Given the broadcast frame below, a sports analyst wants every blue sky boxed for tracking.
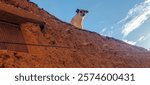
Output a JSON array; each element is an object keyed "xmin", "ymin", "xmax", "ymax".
[{"xmin": 31, "ymin": 0, "xmax": 150, "ymax": 50}]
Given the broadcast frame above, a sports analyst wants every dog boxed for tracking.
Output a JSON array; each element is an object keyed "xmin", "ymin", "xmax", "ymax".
[{"xmin": 70, "ymin": 9, "xmax": 88, "ymax": 29}]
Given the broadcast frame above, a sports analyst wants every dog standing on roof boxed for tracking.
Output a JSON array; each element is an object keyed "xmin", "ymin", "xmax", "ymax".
[{"xmin": 70, "ymin": 9, "xmax": 88, "ymax": 29}]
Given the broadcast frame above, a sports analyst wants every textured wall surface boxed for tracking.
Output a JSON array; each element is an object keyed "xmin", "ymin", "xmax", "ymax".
[
  {"xmin": 0, "ymin": 21, "xmax": 28, "ymax": 52},
  {"xmin": 0, "ymin": 0, "xmax": 150, "ymax": 68}
]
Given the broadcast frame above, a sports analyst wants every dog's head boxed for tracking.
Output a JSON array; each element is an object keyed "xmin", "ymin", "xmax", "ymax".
[{"xmin": 76, "ymin": 9, "xmax": 88, "ymax": 17}]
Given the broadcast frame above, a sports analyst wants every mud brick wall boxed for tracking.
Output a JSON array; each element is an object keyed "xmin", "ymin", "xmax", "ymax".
[
  {"xmin": 0, "ymin": 0, "xmax": 150, "ymax": 68},
  {"xmin": 0, "ymin": 21, "xmax": 28, "ymax": 52}
]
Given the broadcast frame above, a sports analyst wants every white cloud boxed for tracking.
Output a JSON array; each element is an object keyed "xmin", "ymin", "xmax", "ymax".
[
  {"xmin": 101, "ymin": 28, "xmax": 106, "ymax": 33},
  {"xmin": 123, "ymin": 39, "xmax": 137, "ymax": 45},
  {"xmin": 138, "ymin": 34, "xmax": 150, "ymax": 41},
  {"xmin": 138, "ymin": 36, "xmax": 145, "ymax": 41},
  {"xmin": 122, "ymin": 34, "xmax": 150, "ymax": 46},
  {"xmin": 121, "ymin": 0, "xmax": 150, "ymax": 37}
]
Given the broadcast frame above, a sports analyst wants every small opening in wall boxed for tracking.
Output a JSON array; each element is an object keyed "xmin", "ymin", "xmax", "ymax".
[{"xmin": 40, "ymin": 24, "xmax": 45, "ymax": 31}]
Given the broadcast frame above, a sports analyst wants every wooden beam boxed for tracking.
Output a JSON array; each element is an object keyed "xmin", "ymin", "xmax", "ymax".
[{"xmin": 0, "ymin": 2, "xmax": 45, "ymax": 27}]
